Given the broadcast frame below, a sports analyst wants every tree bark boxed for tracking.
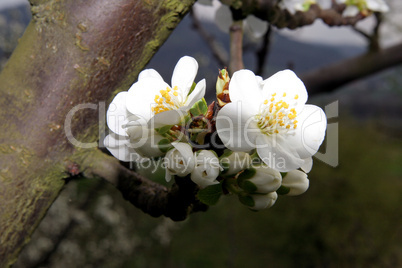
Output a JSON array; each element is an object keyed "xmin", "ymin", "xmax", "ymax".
[{"xmin": 0, "ymin": 0, "xmax": 195, "ymax": 266}]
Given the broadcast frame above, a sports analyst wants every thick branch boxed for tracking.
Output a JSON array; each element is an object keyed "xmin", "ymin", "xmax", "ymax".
[
  {"xmin": 301, "ymin": 43, "xmax": 402, "ymax": 94},
  {"xmin": 0, "ymin": 0, "xmax": 195, "ymax": 266},
  {"xmin": 81, "ymin": 149, "xmax": 208, "ymax": 221}
]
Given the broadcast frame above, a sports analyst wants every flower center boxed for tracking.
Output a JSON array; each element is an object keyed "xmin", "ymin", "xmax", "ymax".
[
  {"xmin": 256, "ymin": 92, "xmax": 299, "ymax": 135},
  {"xmin": 151, "ymin": 86, "xmax": 184, "ymax": 115}
]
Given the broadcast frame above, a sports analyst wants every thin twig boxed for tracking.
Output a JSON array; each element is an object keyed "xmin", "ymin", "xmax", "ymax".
[
  {"xmin": 352, "ymin": 12, "xmax": 382, "ymax": 52},
  {"xmin": 256, "ymin": 24, "xmax": 272, "ymax": 76},
  {"xmin": 229, "ymin": 20, "xmax": 244, "ymax": 74}
]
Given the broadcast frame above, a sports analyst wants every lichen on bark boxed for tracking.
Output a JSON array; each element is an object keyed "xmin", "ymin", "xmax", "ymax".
[{"xmin": 0, "ymin": 0, "xmax": 196, "ymax": 267}]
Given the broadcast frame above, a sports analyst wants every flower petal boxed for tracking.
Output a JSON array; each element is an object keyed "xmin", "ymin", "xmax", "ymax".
[
  {"xmin": 126, "ymin": 77, "xmax": 170, "ymax": 122},
  {"xmin": 301, "ymin": 157, "xmax": 313, "ymax": 173},
  {"xmin": 149, "ymin": 109, "xmax": 186, "ymax": 128},
  {"xmin": 256, "ymin": 134, "xmax": 304, "ymax": 172},
  {"xmin": 229, "ymin": 70, "xmax": 262, "ymax": 113},
  {"xmin": 103, "ymin": 134, "xmax": 141, "ymax": 162},
  {"xmin": 262, "ymin": 69, "xmax": 307, "ymax": 113},
  {"xmin": 286, "ymin": 104, "xmax": 327, "ymax": 159},
  {"xmin": 138, "ymin": 69, "xmax": 163, "ymax": 81},
  {"xmin": 171, "ymin": 56, "xmax": 199, "ymax": 97},
  {"xmin": 165, "ymin": 168, "xmax": 173, "ymax": 182},
  {"xmin": 106, "ymin": 92, "xmax": 137, "ymax": 136},
  {"xmin": 216, "ymin": 101, "xmax": 260, "ymax": 152},
  {"xmin": 185, "ymin": 79, "xmax": 206, "ymax": 108}
]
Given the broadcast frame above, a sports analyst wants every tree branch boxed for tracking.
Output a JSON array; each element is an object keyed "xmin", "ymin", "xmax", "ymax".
[
  {"xmin": 256, "ymin": 24, "xmax": 272, "ymax": 76},
  {"xmin": 225, "ymin": 0, "xmax": 365, "ymax": 29},
  {"xmin": 0, "ymin": 0, "xmax": 196, "ymax": 266},
  {"xmin": 80, "ymin": 149, "xmax": 208, "ymax": 221},
  {"xmin": 229, "ymin": 20, "xmax": 245, "ymax": 74},
  {"xmin": 301, "ymin": 43, "xmax": 402, "ymax": 95}
]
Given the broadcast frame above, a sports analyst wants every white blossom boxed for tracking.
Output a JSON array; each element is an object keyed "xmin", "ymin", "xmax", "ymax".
[
  {"xmin": 216, "ymin": 69, "xmax": 327, "ymax": 172},
  {"xmin": 336, "ymin": 0, "xmax": 389, "ymax": 17},
  {"xmin": 104, "ymin": 56, "xmax": 205, "ymax": 159}
]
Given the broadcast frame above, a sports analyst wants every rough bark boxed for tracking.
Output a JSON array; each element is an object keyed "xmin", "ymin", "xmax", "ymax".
[{"xmin": 0, "ymin": 0, "xmax": 195, "ymax": 266}]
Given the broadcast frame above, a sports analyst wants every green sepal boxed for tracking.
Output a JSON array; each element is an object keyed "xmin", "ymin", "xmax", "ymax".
[
  {"xmin": 219, "ymin": 149, "xmax": 233, "ymax": 160},
  {"xmin": 237, "ymin": 168, "xmax": 256, "ymax": 181},
  {"xmin": 276, "ymin": 185, "xmax": 290, "ymax": 195},
  {"xmin": 238, "ymin": 194, "xmax": 255, "ymax": 207},
  {"xmin": 188, "ymin": 82, "xmax": 197, "ymax": 96},
  {"xmin": 239, "ymin": 180, "xmax": 257, "ymax": 193},
  {"xmin": 155, "ymin": 125, "xmax": 173, "ymax": 136},
  {"xmin": 197, "ymin": 183, "xmax": 223, "ymax": 206},
  {"xmin": 157, "ymin": 139, "xmax": 173, "ymax": 153},
  {"xmin": 190, "ymin": 98, "xmax": 208, "ymax": 116},
  {"xmin": 220, "ymin": 162, "xmax": 230, "ymax": 173}
]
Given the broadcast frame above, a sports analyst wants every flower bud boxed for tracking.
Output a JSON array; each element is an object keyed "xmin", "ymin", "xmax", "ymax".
[
  {"xmin": 220, "ymin": 151, "xmax": 251, "ymax": 177},
  {"xmin": 216, "ymin": 69, "xmax": 231, "ymax": 107},
  {"xmin": 191, "ymin": 150, "xmax": 221, "ymax": 189},
  {"xmin": 238, "ymin": 165, "xmax": 282, "ymax": 194},
  {"xmin": 246, "ymin": 192, "xmax": 278, "ymax": 211},
  {"xmin": 281, "ymin": 170, "xmax": 309, "ymax": 196},
  {"xmin": 164, "ymin": 142, "xmax": 195, "ymax": 182}
]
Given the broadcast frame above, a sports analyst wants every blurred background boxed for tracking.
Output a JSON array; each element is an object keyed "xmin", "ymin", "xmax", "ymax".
[{"xmin": 1, "ymin": 0, "xmax": 401, "ymax": 267}]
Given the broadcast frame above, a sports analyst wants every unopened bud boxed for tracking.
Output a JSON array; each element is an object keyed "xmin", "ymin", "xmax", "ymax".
[
  {"xmin": 281, "ymin": 170, "xmax": 309, "ymax": 196},
  {"xmin": 191, "ymin": 150, "xmax": 221, "ymax": 189},
  {"xmin": 216, "ymin": 69, "xmax": 231, "ymax": 107},
  {"xmin": 220, "ymin": 151, "xmax": 251, "ymax": 177},
  {"xmin": 164, "ymin": 142, "xmax": 195, "ymax": 182},
  {"xmin": 238, "ymin": 165, "xmax": 282, "ymax": 194},
  {"xmin": 243, "ymin": 192, "xmax": 278, "ymax": 211}
]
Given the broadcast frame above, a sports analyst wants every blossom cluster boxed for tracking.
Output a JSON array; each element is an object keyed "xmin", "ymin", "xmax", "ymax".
[
  {"xmin": 104, "ymin": 56, "xmax": 327, "ymax": 210},
  {"xmin": 279, "ymin": 0, "xmax": 389, "ymax": 17}
]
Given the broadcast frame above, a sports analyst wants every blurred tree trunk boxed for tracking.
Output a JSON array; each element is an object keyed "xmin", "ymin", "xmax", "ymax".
[{"xmin": 0, "ymin": 0, "xmax": 195, "ymax": 266}]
